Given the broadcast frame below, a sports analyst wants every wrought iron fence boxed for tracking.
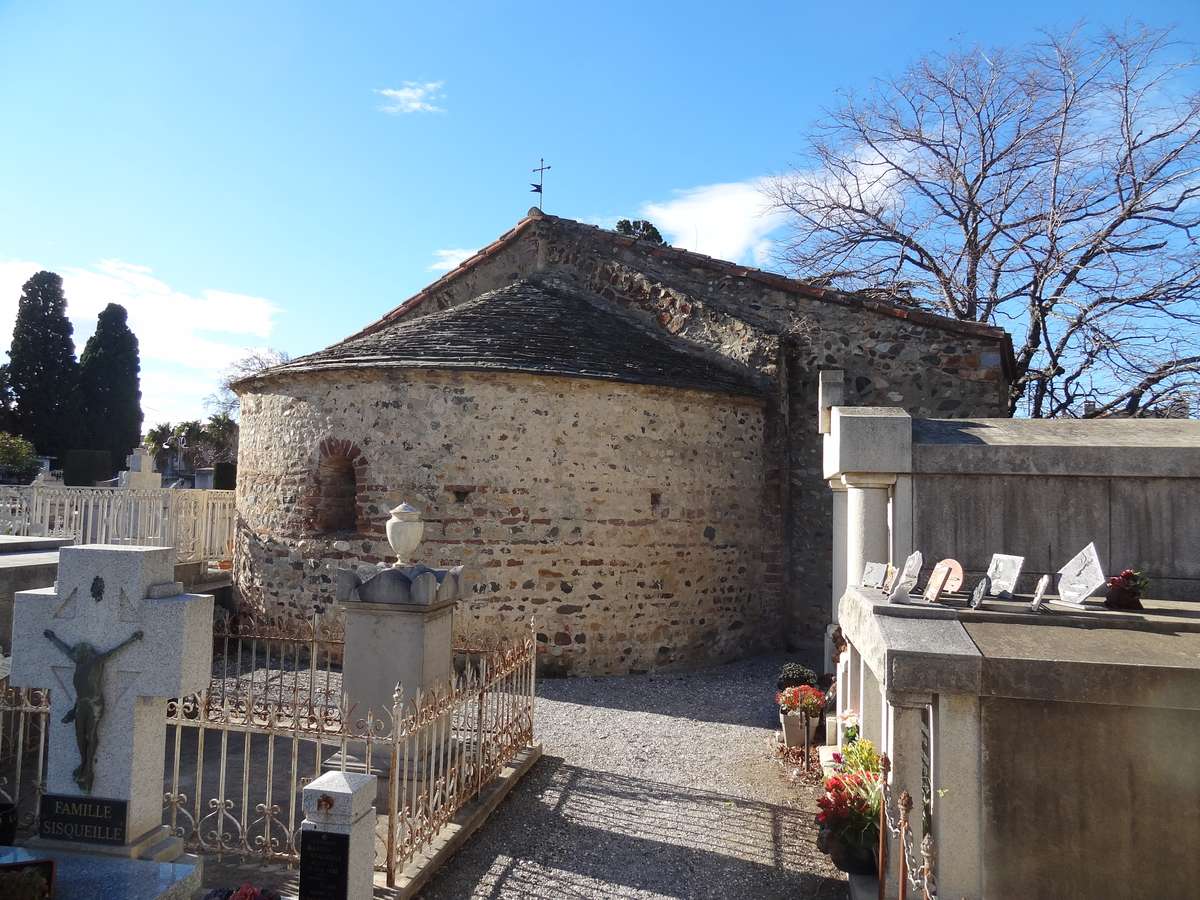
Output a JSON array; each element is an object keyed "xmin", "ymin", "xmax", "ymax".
[
  {"xmin": 0, "ymin": 609, "xmax": 537, "ymax": 885},
  {"xmin": 0, "ymin": 679, "xmax": 50, "ymax": 833},
  {"xmin": 161, "ymin": 609, "xmax": 536, "ymax": 885},
  {"xmin": 0, "ymin": 485, "xmax": 235, "ymax": 564}
]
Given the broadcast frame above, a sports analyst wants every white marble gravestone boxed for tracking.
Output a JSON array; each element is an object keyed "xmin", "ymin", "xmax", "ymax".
[
  {"xmin": 986, "ymin": 554, "xmax": 1025, "ymax": 597},
  {"xmin": 887, "ymin": 551, "xmax": 923, "ymax": 604},
  {"xmin": 1055, "ymin": 542, "xmax": 1106, "ymax": 607},
  {"xmin": 9, "ymin": 545, "xmax": 212, "ymax": 859}
]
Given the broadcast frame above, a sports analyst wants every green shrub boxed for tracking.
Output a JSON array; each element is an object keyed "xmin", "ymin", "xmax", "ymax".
[
  {"xmin": 63, "ymin": 449, "xmax": 113, "ymax": 486},
  {"xmin": 776, "ymin": 662, "xmax": 818, "ymax": 690},
  {"xmin": 0, "ymin": 432, "xmax": 40, "ymax": 480}
]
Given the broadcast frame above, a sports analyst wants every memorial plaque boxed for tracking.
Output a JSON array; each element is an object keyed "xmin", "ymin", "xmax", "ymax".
[
  {"xmin": 882, "ymin": 564, "xmax": 898, "ymax": 592},
  {"xmin": 922, "ymin": 561, "xmax": 952, "ymax": 603},
  {"xmin": 986, "ymin": 554, "xmax": 1025, "ymax": 597},
  {"xmin": 1029, "ymin": 573, "xmax": 1052, "ymax": 612},
  {"xmin": 861, "ymin": 562, "xmax": 888, "ymax": 589},
  {"xmin": 938, "ymin": 558, "xmax": 965, "ymax": 593},
  {"xmin": 969, "ymin": 576, "xmax": 990, "ymax": 610},
  {"xmin": 887, "ymin": 551, "xmax": 923, "ymax": 604},
  {"xmin": 1056, "ymin": 543, "xmax": 1105, "ymax": 606},
  {"xmin": 38, "ymin": 794, "xmax": 127, "ymax": 845},
  {"xmin": 300, "ymin": 828, "xmax": 350, "ymax": 900}
]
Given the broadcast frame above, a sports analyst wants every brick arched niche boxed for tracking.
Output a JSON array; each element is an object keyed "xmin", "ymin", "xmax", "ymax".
[{"xmin": 303, "ymin": 438, "xmax": 367, "ymax": 535}]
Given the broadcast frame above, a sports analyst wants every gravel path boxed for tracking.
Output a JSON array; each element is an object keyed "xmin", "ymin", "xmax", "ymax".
[{"xmin": 418, "ymin": 652, "xmax": 847, "ymax": 900}]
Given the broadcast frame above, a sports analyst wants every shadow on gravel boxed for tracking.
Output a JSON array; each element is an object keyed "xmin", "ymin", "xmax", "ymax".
[
  {"xmin": 536, "ymin": 650, "xmax": 826, "ymax": 729},
  {"xmin": 418, "ymin": 755, "xmax": 847, "ymax": 900}
]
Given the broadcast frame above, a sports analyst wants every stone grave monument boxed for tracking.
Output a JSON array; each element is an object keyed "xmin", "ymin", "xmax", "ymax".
[
  {"xmin": 336, "ymin": 503, "xmax": 463, "ymax": 720},
  {"xmin": 2, "ymin": 544, "xmax": 212, "ymax": 898}
]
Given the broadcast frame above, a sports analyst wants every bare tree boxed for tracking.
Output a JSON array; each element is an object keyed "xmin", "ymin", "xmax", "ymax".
[
  {"xmin": 769, "ymin": 25, "xmax": 1200, "ymax": 417},
  {"xmin": 204, "ymin": 348, "xmax": 290, "ymax": 418}
]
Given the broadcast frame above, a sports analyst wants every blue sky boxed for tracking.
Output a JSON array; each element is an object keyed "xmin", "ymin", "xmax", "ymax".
[{"xmin": 1, "ymin": 1, "xmax": 1197, "ymax": 424}]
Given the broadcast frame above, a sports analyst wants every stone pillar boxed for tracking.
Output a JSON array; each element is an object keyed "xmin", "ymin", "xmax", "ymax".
[
  {"xmin": 300, "ymin": 771, "xmax": 377, "ymax": 900},
  {"xmin": 885, "ymin": 697, "xmax": 930, "ymax": 899},
  {"xmin": 843, "ymin": 474, "xmax": 894, "ymax": 586},
  {"xmin": 931, "ymin": 693, "xmax": 982, "ymax": 899},
  {"xmin": 825, "ymin": 478, "xmax": 849, "ymax": 671},
  {"xmin": 858, "ymin": 658, "xmax": 883, "ymax": 746},
  {"xmin": 836, "ymin": 641, "xmax": 859, "ymax": 748},
  {"xmin": 343, "ymin": 596, "xmax": 455, "ymax": 718}
]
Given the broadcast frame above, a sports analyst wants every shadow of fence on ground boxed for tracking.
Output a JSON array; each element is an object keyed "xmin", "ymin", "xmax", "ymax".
[{"xmin": 417, "ymin": 754, "xmax": 846, "ymax": 900}]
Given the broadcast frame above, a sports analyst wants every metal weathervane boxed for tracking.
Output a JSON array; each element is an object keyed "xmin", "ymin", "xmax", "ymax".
[{"xmin": 530, "ymin": 158, "xmax": 551, "ymax": 210}]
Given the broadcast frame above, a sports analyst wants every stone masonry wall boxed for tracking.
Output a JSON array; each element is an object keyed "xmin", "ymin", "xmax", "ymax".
[
  {"xmin": 235, "ymin": 368, "xmax": 778, "ymax": 675},
  {"xmin": 367, "ymin": 218, "xmax": 1009, "ymax": 646}
]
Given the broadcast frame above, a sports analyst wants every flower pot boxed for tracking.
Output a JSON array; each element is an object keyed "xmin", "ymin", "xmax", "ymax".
[
  {"xmin": 780, "ymin": 712, "xmax": 806, "ymax": 748},
  {"xmin": 828, "ymin": 834, "xmax": 877, "ymax": 876},
  {"xmin": 0, "ymin": 801, "xmax": 18, "ymax": 844},
  {"xmin": 806, "ymin": 714, "xmax": 820, "ymax": 743},
  {"xmin": 1105, "ymin": 585, "xmax": 1144, "ymax": 611}
]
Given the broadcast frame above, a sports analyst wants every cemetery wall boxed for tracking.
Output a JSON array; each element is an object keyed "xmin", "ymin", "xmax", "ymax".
[
  {"xmin": 373, "ymin": 215, "xmax": 1010, "ymax": 647},
  {"xmin": 235, "ymin": 367, "xmax": 779, "ymax": 675},
  {"xmin": 911, "ymin": 453, "xmax": 1200, "ymax": 600}
]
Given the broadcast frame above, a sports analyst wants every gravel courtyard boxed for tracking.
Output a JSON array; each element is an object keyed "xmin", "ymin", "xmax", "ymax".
[{"xmin": 417, "ymin": 652, "xmax": 846, "ymax": 900}]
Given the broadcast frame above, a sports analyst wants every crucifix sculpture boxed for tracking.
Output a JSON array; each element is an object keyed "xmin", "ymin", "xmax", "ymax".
[
  {"xmin": 9, "ymin": 545, "xmax": 212, "ymax": 855},
  {"xmin": 43, "ymin": 627, "xmax": 144, "ymax": 793}
]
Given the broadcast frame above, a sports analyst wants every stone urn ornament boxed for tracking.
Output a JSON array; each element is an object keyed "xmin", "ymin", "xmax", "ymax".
[
  {"xmin": 386, "ymin": 502, "xmax": 424, "ymax": 566},
  {"xmin": 336, "ymin": 503, "xmax": 464, "ymax": 606}
]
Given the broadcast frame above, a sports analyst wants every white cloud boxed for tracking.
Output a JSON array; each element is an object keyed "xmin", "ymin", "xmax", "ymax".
[
  {"xmin": 0, "ymin": 259, "xmax": 281, "ymax": 425},
  {"xmin": 641, "ymin": 178, "xmax": 787, "ymax": 266},
  {"xmin": 428, "ymin": 248, "xmax": 477, "ymax": 272},
  {"xmin": 376, "ymin": 82, "xmax": 446, "ymax": 114}
]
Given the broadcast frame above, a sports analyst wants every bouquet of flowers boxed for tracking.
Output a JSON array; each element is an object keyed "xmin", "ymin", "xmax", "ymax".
[
  {"xmin": 777, "ymin": 684, "xmax": 825, "ymax": 718},
  {"xmin": 1107, "ymin": 568, "xmax": 1149, "ymax": 594},
  {"xmin": 816, "ymin": 770, "xmax": 882, "ymax": 851},
  {"xmin": 1106, "ymin": 568, "xmax": 1150, "ymax": 610}
]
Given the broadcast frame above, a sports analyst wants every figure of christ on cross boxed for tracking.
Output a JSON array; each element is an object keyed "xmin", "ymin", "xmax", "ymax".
[{"xmin": 43, "ymin": 628, "xmax": 144, "ymax": 793}]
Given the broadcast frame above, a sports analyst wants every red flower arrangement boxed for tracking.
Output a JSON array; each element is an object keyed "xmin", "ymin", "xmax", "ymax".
[
  {"xmin": 777, "ymin": 684, "xmax": 825, "ymax": 718},
  {"xmin": 1106, "ymin": 568, "xmax": 1150, "ymax": 610},
  {"xmin": 1107, "ymin": 568, "xmax": 1149, "ymax": 593},
  {"xmin": 816, "ymin": 771, "xmax": 881, "ymax": 850}
]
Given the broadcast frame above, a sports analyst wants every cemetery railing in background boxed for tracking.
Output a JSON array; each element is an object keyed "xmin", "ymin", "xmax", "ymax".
[{"xmin": 0, "ymin": 485, "xmax": 235, "ymax": 565}]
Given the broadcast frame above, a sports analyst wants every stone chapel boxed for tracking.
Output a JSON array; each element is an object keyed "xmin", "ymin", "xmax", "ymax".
[{"xmin": 232, "ymin": 208, "xmax": 1011, "ymax": 674}]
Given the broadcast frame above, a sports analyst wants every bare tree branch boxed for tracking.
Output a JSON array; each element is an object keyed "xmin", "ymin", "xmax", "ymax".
[{"xmin": 768, "ymin": 24, "xmax": 1200, "ymax": 416}]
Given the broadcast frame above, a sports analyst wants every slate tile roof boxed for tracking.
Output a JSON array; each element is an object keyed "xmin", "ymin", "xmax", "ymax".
[
  {"xmin": 249, "ymin": 275, "xmax": 764, "ymax": 397},
  {"xmin": 344, "ymin": 209, "xmax": 1013, "ymax": 354}
]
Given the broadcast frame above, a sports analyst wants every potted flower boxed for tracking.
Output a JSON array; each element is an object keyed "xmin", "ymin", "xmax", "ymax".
[
  {"xmin": 777, "ymin": 684, "xmax": 825, "ymax": 747},
  {"xmin": 776, "ymin": 662, "xmax": 818, "ymax": 691},
  {"xmin": 1105, "ymin": 568, "xmax": 1150, "ymax": 611},
  {"xmin": 815, "ymin": 738, "xmax": 882, "ymax": 875},
  {"xmin": 816, "ymin": 770, "xmax": 881, "ymax": 874}
]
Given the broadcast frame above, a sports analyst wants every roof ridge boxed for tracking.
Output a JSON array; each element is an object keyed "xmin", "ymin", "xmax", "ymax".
[{"xmin": 329, "ymin": 208, "xmax": 1014, "ymax": 379}]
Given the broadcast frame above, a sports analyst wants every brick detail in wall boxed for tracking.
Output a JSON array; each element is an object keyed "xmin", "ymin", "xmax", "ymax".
[{"xmin": 302, "ymin": 438, "xmax": 369, "ymax": 535}]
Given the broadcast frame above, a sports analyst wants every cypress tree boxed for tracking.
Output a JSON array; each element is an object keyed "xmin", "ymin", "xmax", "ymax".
[
  {"xmin": 7, "ymin": 271, "xmax": 81, "ymax": 458},
  {"xmin": 79, "ymin": 303, "xmax": 143, "ymax": 476}
]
